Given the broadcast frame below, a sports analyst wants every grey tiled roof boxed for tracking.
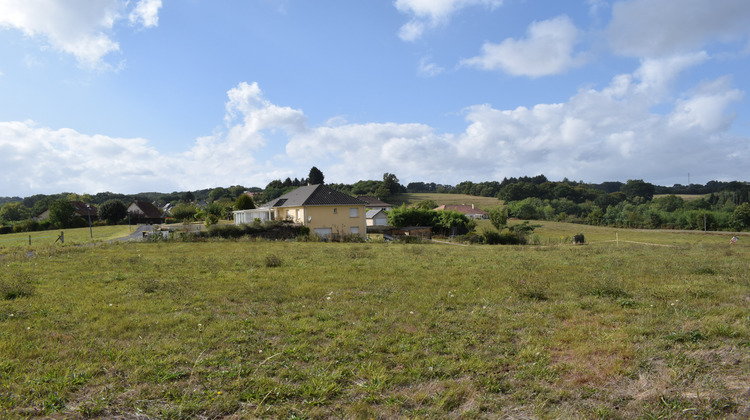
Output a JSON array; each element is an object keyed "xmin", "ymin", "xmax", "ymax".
[
  {"xmin": 366, "ymin": 209, "xmax": 387, "ymax": 218},
  {"xmin": 268, "ymin": 184, "xmax": 366, "ymax": 208}
]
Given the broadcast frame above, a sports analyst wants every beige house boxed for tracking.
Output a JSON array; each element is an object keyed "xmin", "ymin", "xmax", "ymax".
[{"xmin": 262, "ymin": 184, "xmax": 367, "ymax": 239}]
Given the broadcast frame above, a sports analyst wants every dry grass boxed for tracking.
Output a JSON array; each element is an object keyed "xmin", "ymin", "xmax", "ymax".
[{"xmin": 1, "ymin": 230, "xmax": 749, "ymax": 418}]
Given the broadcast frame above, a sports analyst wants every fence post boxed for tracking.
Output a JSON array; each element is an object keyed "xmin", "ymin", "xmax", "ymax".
[
  {"xmin": 29, "ymin": 235, "xmax": 31, "ymax": 246},
  {"xmin": 616, "ymin": 232, "xmax": 619, "ymax": 247}
]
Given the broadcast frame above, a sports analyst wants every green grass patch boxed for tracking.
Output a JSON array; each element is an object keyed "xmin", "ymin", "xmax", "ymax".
[
  {"xmin": 1, "ymin": 233, "xmax": 749, "ymax": 418},
  {"xmin": 0, "ymin": 225, "xmax": 132, "ymax": 249}
]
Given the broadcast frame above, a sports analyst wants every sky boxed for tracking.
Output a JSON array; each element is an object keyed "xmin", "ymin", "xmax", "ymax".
[{"xmin": 1, "ymin": 0, "xmax": 749, "ymax": 197}]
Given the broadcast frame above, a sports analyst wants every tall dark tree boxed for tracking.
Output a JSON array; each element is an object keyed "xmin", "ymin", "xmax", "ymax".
[
  {"xmin": 621, "ymin": 179, "xmax": 655, "ymax": 202},
  {"xmin": 235, "ymin": 194, "xmax": 256, "ymax": 210},
  {"xmin": 48, "ymin": 199, "xmax": 76, "ymax": 228},
  {"xmin": 98, "ymin": 199, "xmax": 128, "ymax": 225},
  {"xmin": 382, "ymin": 173, "xmax": 402, "ymax": 194},
  {"xmin": 308, "ymin": 166, "xmax": 325, "ymax": 185}
]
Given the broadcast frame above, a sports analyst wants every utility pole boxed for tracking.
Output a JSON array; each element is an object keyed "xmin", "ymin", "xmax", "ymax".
[{"xmin": 86, "ymin": 205, "xmax": 93, "ymax": 239}]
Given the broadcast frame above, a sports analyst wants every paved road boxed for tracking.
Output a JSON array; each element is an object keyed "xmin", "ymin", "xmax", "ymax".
[{"xmin": 112, "ymin": 225, "xmax": 154, "ymax": 242}]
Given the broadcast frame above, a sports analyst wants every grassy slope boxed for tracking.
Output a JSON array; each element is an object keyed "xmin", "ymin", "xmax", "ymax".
[
  {"xmin": 2, "ymin": 233, "xmax": 749, "ymax": 418},
  {"xmin": 389, "ymin": 193, "xmax": 503, "ymax": 209}
]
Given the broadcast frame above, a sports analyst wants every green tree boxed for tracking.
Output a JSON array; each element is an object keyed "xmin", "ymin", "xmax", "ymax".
[
  {"xmin": 414, "ymin": 199, "xmax": 438, "ymax": 210},
  {"xmin": 98, "ymin": 199, "xmax": 128, "ymax": 225},
  {"xmin": 0, "ymin": 202, "xmax": 30, "ymax": 222},
  {"xmin": 374, "ymin": 185, "xmax": 391, "ymax": 201},
  {"xmin": 235, "ymin": 194, "xmax": 256, "ymax": 210},
  {"xmin": 308, "ymin": 166, "xmax": 325, "ymax": 185},
  {"xmin": 170, "ymin": 203, "xmax": 198, "ymax": 221},
  {"xmin": 621, "ymin": 179, "xmax": 655, "ymax": 202},
  {"xmin": 652, "ymin": 194, "xmax": 684, "ymax": 212},
  {"xmin": 489, "ymin": 206, "xmax": 508, "ymax": 230},
  {"xmin": 387, "ymin": 205, "xmax": 436, "ymax": 227},
  {"xmin": 730, "ymin": 202, "xmax": 750, "ymax": 231},
  {"xmin": 383, "ymin": 173, "xmax": 403, "ymax": 194},
  {"xmin": 48, "ymin": 199, "xmax": 77, "ymax": 228},
  {"xmin": 209, "ymin": 187, "xmax": 228, "ymax": 202}
]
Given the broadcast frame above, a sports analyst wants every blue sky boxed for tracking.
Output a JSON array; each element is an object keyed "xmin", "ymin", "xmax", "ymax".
[{"xmin": 1, "ymin": 0, "xmax": 749, "ymax": 197}]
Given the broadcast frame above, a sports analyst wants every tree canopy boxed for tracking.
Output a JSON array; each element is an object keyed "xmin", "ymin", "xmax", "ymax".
[
  {"xmin": 98, "ymin": 199, "xmax": 128, "ymax": 225},
  {"xmin": 308, "ymin": 166, "xmax": 325, "ymax": 185}
]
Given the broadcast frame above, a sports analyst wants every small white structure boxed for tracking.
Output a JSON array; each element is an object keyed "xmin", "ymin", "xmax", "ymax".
[
  {"xmin": 233, "ymin": 208, "xmax": 273, "ymax": 225},
  {"xmin": 366, "ymin": 209, "xmax": 389, "ymax": 226}
]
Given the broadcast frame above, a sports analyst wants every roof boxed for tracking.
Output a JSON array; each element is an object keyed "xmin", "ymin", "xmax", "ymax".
[
  {"xmin": 70, "ymin": 201, "xmax": 97, "ymax": 217},
  {"xmin": 129, "ymin": 201, "xmax": 163, "ymax": 218},
  {"xmin": 433, "ymin": 204, "xmax": 488, "ymax": 216},
  {"xmin": 366, "ymin": 209, "xmax": 388, "ymax": 218},
  {"xmin": 267, "ymin": 184, "xmax": 366, "ymax": 207},
  {"xmin": 357, "ymin": 196, "xmax": 393, "ymax": 207}
]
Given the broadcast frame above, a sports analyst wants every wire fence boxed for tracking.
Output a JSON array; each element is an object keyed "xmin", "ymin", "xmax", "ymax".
[{"xmin": 0, "ymin": 234, "xmax": 59, "ymax": 245}]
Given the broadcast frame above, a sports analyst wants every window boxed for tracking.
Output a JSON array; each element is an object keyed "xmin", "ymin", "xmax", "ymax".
[
  {"xmin": 350, "ymin": 226, "xmax": 359, "ymax": 234},
  {"xmin": 349, "ymin": 207, "xmax": 358, "ymax": 217},
  {"xmin": 333, "ymin": 208, "xmax": 337, "ymax": 214}
]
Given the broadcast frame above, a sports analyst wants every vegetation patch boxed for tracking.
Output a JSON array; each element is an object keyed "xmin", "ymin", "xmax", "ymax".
[{"xmin": 1, "ymin": 233, "xmax": 749, "ymax": 418}]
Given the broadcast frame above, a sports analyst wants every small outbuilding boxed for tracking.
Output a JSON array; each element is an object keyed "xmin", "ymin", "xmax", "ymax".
[
  {"xmin": 233, "ymin": 208, "xmax": 274, "ymax": 225},
  {"xmin": 366, "ymin": 208, "xmax": 389, "ymax": 226}
]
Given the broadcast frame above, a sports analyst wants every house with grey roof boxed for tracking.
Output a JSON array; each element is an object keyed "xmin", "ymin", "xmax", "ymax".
[{"xmin": 236, "ymin": 184, "xmax": 367, "ymax": 239}]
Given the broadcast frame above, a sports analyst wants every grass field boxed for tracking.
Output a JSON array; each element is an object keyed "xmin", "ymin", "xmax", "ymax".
[
  {"xmin": 1, "ymin": 225, "xmax": 749, "ymax": 418},
  {"xmin": 0, "ymin": 226, "xmax": 133, "ymax": 250},
  {"xmin": 389, "ymin": 193, "xmax": 503, "ymax": 209}
]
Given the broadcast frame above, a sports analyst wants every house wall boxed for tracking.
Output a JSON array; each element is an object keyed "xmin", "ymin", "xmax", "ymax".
[
  {"xmin": 366, "ymin": 213, "xmax": 389, "ymax": 226},
  {"xmin": 276, "ymin": 205, "xmax": 366, "ymax": 238}
]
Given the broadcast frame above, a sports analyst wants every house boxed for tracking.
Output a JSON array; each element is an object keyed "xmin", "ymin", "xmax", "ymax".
[
  {"xmin": 263, "ymin": 184, "xmax": 367, "ymax": 239},
  {"xmin": 35, "ymin": 201, "xmax": 98, "ymax": 222},
  {"xmin": 356, "ymin": 196, "xmax": 393, "ymax": 212},
  {"xmin": 366, "ymin": 208, "xmax": 389, "ymax": 226},
  {"xmin": 433, "ymin": 204, "xmax": 489, "ymax": 220},
  {"xmin": 128, "ymin": 201, "xmax": 164, "ymax": 224},
  {"xmin": 233, "ymin": 208, "xmax": 274, "ymax": 225}
]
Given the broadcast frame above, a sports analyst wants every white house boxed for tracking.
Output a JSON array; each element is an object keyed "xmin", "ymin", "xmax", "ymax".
[{"xmin": 366, "ymin": 208, "xmax": 389, "ymax": 226}]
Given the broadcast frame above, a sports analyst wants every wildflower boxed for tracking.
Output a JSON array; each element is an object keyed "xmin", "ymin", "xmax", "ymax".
[
  {"xmin": 259, "ymin": 349, "xmax": 263, "ymax": 353},
  {"xmin": 326, "ymin": 296, "xmax": 331, "ymax": 300},
  {"xmin": 217, "ymin": 391, "xmax": 222, "ymax": 395}
]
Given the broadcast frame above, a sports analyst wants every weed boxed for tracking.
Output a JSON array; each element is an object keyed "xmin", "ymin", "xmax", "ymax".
[
  {"xmin": 0, "ymin": 273, "xmax": 34, "ymax": 300},
  {"xmin": 264, "ymin": 254, "xmax": 283, "ymax": 268}
]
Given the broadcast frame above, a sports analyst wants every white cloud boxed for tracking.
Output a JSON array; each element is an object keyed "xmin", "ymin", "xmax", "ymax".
[
  {"xmin": 461, "ymin": 15, "xmax": 583, "ymax": 77},
  {"xmin": 0, "ymin": 0, "xmax": 162, "ymax": 69},
  {"xmin": 417, "ymin": 57, "xmax": 444, "ymax": 77},
  {"xmin": 608, "ymin": 0, "xmax": 750, "ymax": 57},
  {"xmin": 394, "ymin": 0, "xmax": 502, "ymax": 41},
  {"xmin": 129, "ymin": 0, "xmax": 162, "ymax": 28},
  {"xmin": 0, "ymin": 120, "xmax": 173, "ymax": 194},
  {"xmin": 1, "ymin": 66, "xmax": 747, "ymax": 196}
]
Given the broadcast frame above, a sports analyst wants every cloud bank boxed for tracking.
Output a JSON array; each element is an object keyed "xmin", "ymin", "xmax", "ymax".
[
  {"xmin": 0, "ymin": 0, "xmax": 162, "ymax": 68},
  {"xmin": 1, "ymin": 59, "xmax": 746, "ymax": 196}
]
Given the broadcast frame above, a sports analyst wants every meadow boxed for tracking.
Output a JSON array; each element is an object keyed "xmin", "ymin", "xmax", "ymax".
[
  {"xmin": 389, "ymin": 193, "xmax": 503, "ymax": 209},
  {"xmin": 0, "ymin": 226, "xmax": 133, "ymax": 249},
  {"xmin": 1, "ymin": 225, "xmax": 749, "ymax": 419}
]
